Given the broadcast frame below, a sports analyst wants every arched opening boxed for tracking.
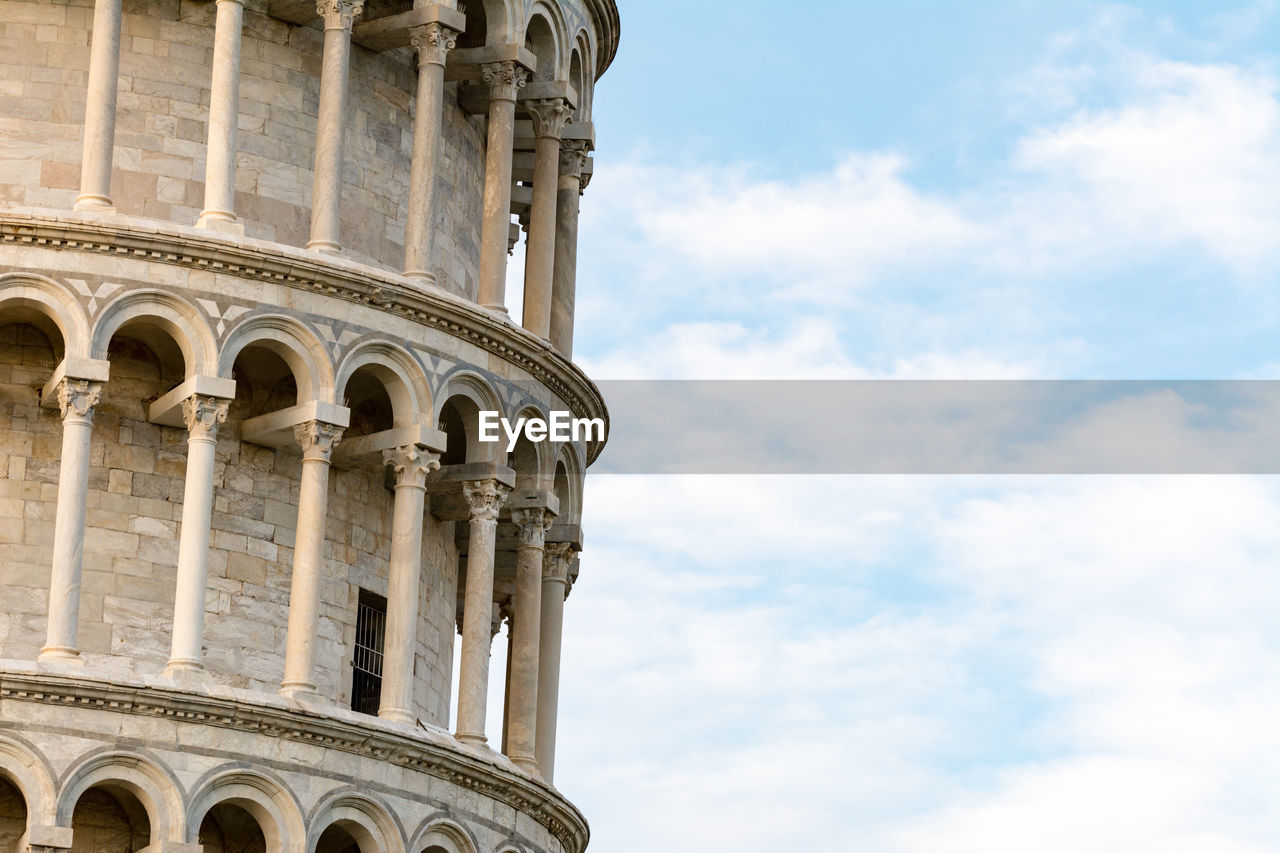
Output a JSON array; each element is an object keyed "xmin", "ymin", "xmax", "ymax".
[
  {"xmin": 435, "ymin": 389, "xmax": 500, "ymax": 466},
  {"xmin": 198, "ymin": 802, "xmax": 267, "ymax": 853},
  {"xmin": 70, "ymin": 784, "xmax": 151, "ymax": 853},
  {"xmin": 315, "ymin": 822, "xmax": 363, "ymax": 853},
  {"xmin": 553, "ymin": 459, "xmax": 571, "ymax": 519},
  {"xmin": 524, "ymin": 15, "xmax": 557, "ymax": 83},
  {"xmin": 568, "ymin": 49, "xmax": 585, "ymax": 120},
  {"xmin": 456, "ymin": 1, "xmax": 487, "ymax": 49},
  {"xmin": 0, "ymin": 775, "xmax": 27, "ymax": 853},
  {"xmin": 507, "ymin": 432, "xmax": 540, "ymax": 495},
  {"xmin": 232, "ymin": 346, "xmax": 298, "ymax": 421}
]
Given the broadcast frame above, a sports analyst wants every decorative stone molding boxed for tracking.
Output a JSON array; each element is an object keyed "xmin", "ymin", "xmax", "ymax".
[
  {"xmin": 480, "ymin": 61, "xmax": 528, "ymax": 103},
  {"xmin": 511, "ymin": 508, "xmax": 553, "ymax": 549},
  {"xmin": 0, "ymin": 668, "xmax": 590, "ymax": 853},
  {"xmin": 527, "ymin": 98, "xmax": 572, "ymax": 141},
  {"xmin": 0, "ymin": 211, "xmax": 608, "ymax": 460},
  {"xmin": 462, "ymin": 479, "xmax": 509, "ymax": 523},
  {"xmin": 55, "ymin": 378, "xmax": 101, "ymax": 423},
  {"xmin": 181, "ymin": 395, "xmax": 230, "ymax": 441},
  {"xmin": 542, "ymin": 542, "xmax": 575, "ymax": 587},
  {"xmin": 316, "ymin": 0, "xmax": 363, "ymax": 30},
  {"xmin": 409, "ymin": 22, "xmax": 458, "ymax": 67},
  {"xmin": 383, "ymin": 444, "xmax": 440, "ymax": 487},
  {"xmin": 294, "ymin": 420, "xmax": 345, "ymax": 461}
]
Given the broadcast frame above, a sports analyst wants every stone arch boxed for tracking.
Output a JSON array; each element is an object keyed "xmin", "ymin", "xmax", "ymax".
[
  {"xmin": 334, "ymin": 338, "xmax": 432, "ymax": 428},
  {"xmin": 0, "ymin": 733, "xmax": 57, "ymax": 828},
  {"xmin": 435, "ymin": 370, "xmax": 504, "ymax": 464},
  {"xmin": 523, "ymin": 2, "xmax": 568, "ymax": 82},
  {"xmin": 56, "ymin": 748, "xmax": 186, "ymax": 844},
  {"xmin": 90, "ymin": 289, "xmax": 219, "ymax": 379},
  {"xmin": 0, "ymin": 272, "xmax": 90, "ymax": 361},
  {"xmin": 186, "ymin": 767, "xmax": 305, "ymax": 853},
  {"xmin": 553, "ymin": 441, "xmax": 583, "ymax": 526},
  {"xmin": 507, "ymin": 403, "xmax": 553, "ymax": 493},
  {"xmin": 457, "ymin": 0, "xmax": 521, "ymax": 48},
  {"xmin": 307, "ymin": 789, "xmax": 404, "ymax": 853},
  {"xmin": 569, "ymin": 29, "xmax": 593, "ymax": 119},
  {"xmin": 408, "ymin": 817, "xmax": 477, "ymax": 853},
  {"xmin": 218, "ymin": 313, "xmax": 334, "ymax": 405}
]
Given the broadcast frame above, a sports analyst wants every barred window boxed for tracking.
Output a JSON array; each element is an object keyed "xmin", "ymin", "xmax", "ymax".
[{"xmin": 351, "ymin": 590, "xmax": 387, "ymax": 715}]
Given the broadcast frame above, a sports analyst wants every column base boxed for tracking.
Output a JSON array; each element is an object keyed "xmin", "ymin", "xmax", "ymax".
[
  {"xmin": 73, "ymin": 194, "xmax": 115, "ymax": 212},
  {"xmin": 278, "ymin": 681, "xmax": 319, "ymax": 700},
  {"xmin": 38, "ymin": 646, "xmax": 83, "ymax": 664},
  {"xmin": 307, "ymin": 239, "xmax": 343, "ymax": 254},
  {"xmin": 481, "ymin": 303, "xmax": 511, "ymax": 316},
  {"xmin": 378, "ymin": 707, "xmax": 415, "ymax": 725},
  {"xmin": 511, "ymin": 754, "xmax": 541, "ymax": 775},
  {"xmin": 195, "ymin": 210, "xmax": 245, "ymax": 235},
  {"xmin": 162, "ymin": 659, "xmax": 206, "ymax": 681},
  {"xmin": 402, "ymin": 270, "xmax": 437, "ymax": 286},
  {"xmin": 454, "ymin": 729, "xmax": 488, "ymax": 746}
]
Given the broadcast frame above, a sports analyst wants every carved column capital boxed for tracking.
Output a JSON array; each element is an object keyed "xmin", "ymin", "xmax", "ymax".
[
  {"xmin": 56, "ymin": 378, "xmax": 103, "ymax": 424},
  {"xmin": 410, "ymin": 21, "xmax": 458, "ymax": 67},
  {"xmin": 181, "ymin": 395, "xmax": 230, "ymax": 442},
  {"xmin": 511, "ymin": 507, "xmax": 553, "ymax": 550},
  {"xmin": 527, "ymin": 97, "xmax": 572, "ymax": 141},
  {"xmin": 543, "ymin": 541, "xmax": 575, "ymax": 586},
  {"xmin": 481, "ymin": 60, "xmax": 528, "ymax": 102},
  {"xmin": 558, "ymin": 139, "xmax": 589, "ymax": 178},
  {"xmin": 316, "ymin": 0, "xmax": 363, "ymax": 30},
  {"xmin": 382, "ymin": 444, "xmax": 440, "ymax": 488},
  {"xmin": 462, "ymin": 478, "xmax": 510, "ymax": 522},
  {"xmin": 294, "ymin": 420, "xmax": 345, "ymax": 462}
]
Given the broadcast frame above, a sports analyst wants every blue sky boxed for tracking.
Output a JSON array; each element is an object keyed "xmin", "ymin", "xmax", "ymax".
[{"xmin": 500, "ymin": 2, "xmax": 1280, "ymax": 850}]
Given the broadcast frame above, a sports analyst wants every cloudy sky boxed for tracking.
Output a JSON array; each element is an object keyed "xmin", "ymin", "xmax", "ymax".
[{"xmin": 507, "ymin": 2, "xmax": 1280, "ymax": 850}]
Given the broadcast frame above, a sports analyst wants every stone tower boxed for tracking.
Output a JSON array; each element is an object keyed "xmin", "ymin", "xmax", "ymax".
[{"xmin": 0, "ymin": 0, "xmax": 617, "ymax": 851}]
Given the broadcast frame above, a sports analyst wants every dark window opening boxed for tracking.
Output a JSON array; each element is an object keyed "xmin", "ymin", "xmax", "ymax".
[{"xmin": 351, "ymin": 590, "xmax": 387, "ymax": 715}]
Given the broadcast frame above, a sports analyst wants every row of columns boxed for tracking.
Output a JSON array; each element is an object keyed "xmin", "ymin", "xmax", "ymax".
[
  {"xmin": 72, "ymin": 0, "xmax": 588, "ymax": 353},
  {"xmin": 35, "ymin": 369, "xmax": 577, "ymax": 780}
]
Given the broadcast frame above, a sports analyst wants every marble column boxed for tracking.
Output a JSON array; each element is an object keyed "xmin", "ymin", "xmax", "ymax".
[
  {"xmin": 164, "ymin": 395, "xmax": 231, "ymax": 676},
  {"xmin": 402, "ymin": 22, "xmax": 459, "ymax": 282},
  {"xmin": 280, "ymin": 420, "xmax": 344, "ymax": 697},
  {"xmin": 535, "ymin": 541, "xmax": 575, "ymax": 781},
  {"xmin": 196, "ymin": 0, "xmax": 246, "ymax": 233},
  {"xmin": 506, "ymin": 507, "xmax": 552, "ymax": 772},
  {"xmin": 549, "ymin": 141, "xmax": 589, "ymax": 356},
  {"xmin": 454, "ymin": 478, "xmax": 509, "ymax": 745},
  {"xmin": 377, "ymin": 444, "xmax": 439, "ymax": 723},
  {"xmin": 74, "ymin": 0, "xmax": 123, "ymax": 211},
  {"xmin": 475, "ymin": 61, "xmax": 528, "ymax": 312},
  {"xmin": 39, "ymin": 379, "xmax": 103, "ymax": 661},
  {"xmin": 522, "ymin": 99, "xmax": 572, "ymax": 339},
  {"xmin": 307, "ymin": 0, "xmax": 364, "ymax": 253}
]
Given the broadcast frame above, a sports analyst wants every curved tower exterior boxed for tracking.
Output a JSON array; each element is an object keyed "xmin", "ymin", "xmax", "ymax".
[{"xmin": 0, "ymin": 1, "xmax": 617, "ymax": 851}]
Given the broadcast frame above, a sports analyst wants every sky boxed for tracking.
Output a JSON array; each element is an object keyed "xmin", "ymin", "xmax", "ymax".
[{"xmin": 505, "ymin": 2, "xmax": 1280, "ymax": 851}]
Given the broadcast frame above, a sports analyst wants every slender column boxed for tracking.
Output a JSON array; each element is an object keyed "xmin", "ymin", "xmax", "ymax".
[
  {"xmin": 475, "ymin": 61, "xmax": 528, "ymax": 312},
  {"xmin": 535, "ymin": 541, "xmax": 575, "ymax": 780},
  {"xmin": 499, "ymin": 603, "xmax": 513, "ymax": 754},
  {"xmin": 39, "ymin": 380, "xmax": 103, "ymax": 661},
  {"xmin": 522, "ymin": 99, "xmax": 572, "ymax": 338},
  {"xmin": 402, "ymin": 22, "xmax": 459, "ymax": 282},
  {"xmin": 506, "ymin": 507, "xmax": 552, "ymax": 772},
  {"xmin": 164, "ymin": 395, "xmax": 231, "ymax": 675},
  {"xmin": 307, "ymin": 0, "xmax": 364, "ymax": 253},
  {"xmin": 550, "ymin": 141, "xmax": 589, "ymax": 356},
  {"xmin": 377, "ymin": 445, "xmax": 439, "ymax": 723},
  {"xmin": 75, "ymin": 0, "xmax": 123, "ymax": 211},
  {"xmin": 196, "ymin": 0, "xmax": 246, "ymax": 233},
  {"xmin": 280, "ymin": 420, "xmax": 344, "ymax": 697},
  {"xmin": 454, "ymin": 479, "xmax": 509, "ymax": 745}
]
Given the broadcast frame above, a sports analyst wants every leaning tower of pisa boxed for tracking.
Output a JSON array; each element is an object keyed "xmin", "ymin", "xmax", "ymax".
[{"xmin": 0, "ymin": 0, "xmax": 617, "ymax": 850}]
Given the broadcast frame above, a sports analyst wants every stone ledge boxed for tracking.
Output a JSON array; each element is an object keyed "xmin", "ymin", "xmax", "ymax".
[
  {"xmin": 0, "ymin": 661, "xmax": 590, "ymax": 853},
  {"xmin": 0, "ymin": 205, "xmax": 608, "ymax": 465}
]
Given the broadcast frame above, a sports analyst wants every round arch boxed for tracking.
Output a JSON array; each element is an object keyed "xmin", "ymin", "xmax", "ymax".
[
  {"xmin": 408, "ymin": 817, "xmax": 477, "ymax": 853},
  {"xmin": 553, "ymin": 441, "xmax": 584, "ymax": 526},
  {"xmin": 307, "ymin": 789, "xmax": 404, "ymax": 853},
  {"xmin": 0, "ymin": 733, "xmax": 57, "ymax": 827},
  {"xmin": 185, "ymin": 767, "xmax": 306, "ymax": 853},
  {"xmin": 56, "ymin": 748, "xmax": 186, "ymax": 844},
  {"xmin": 508, "ymin": 403, "xmax": 554, "ymax": 492},
  {"xmin": 523, "ymin": 2, "xmax": 568, "ymax": 81},
  {"xmin": 218, "ymin": 313, "xmax": 334, "ymax": 405},
  {"xmin": 334, "ymin": 338, "xmax": 432, "ymax": 428},
  {"xmin": 0, "ymin": 272, "xmax": 90, "ymax": 360},
  {"xmin": 465, "ymin": 0, "xmax": 521, "ymax": 46},
  {"xmin": 435, "ymin": 370, "xmax": 505, "ymax": 464},
  {"xmin": 569, "ymin": 29, "xmax": 593, "ymax": 119},
  {"xmin": 90, "ymin": 289, "xmax": 219, "ymax": 378}
]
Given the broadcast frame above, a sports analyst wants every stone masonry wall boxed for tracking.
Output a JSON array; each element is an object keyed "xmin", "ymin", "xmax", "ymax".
[
  {"xmin": 0, "ymin": 322, "xmax": 458, "ymax": 726},
  {"xmin": 0, "ymin": 0, "xmax": 485, "ymax": 295}
]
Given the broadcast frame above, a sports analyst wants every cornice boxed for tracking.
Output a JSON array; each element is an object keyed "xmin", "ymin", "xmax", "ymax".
[
  {"xmin": 0, "ymin": 666, "xmax": 589, "ymax": 852},
  {"xmin": 0, "ymin": 208, "xmax": 607, "ymax": 464}
]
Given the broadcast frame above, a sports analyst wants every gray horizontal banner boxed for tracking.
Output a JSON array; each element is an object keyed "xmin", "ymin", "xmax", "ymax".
[{"xmin": 583, "ymin": 381, "xmax": 1280, "ymax": 474}]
